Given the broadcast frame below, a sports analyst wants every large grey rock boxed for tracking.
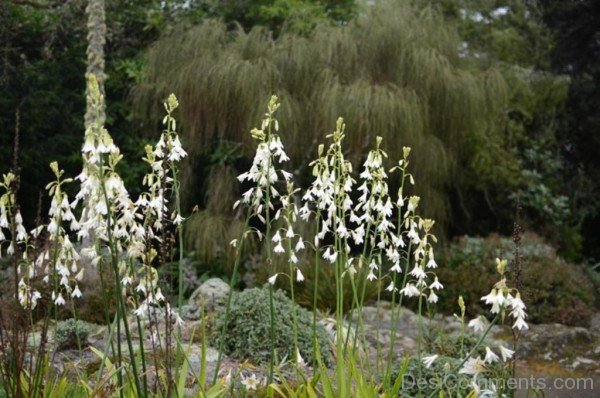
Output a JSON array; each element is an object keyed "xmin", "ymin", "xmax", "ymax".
[{"xmin": 182, "ymin": 278, "xmax": 230, "ymax": 320}]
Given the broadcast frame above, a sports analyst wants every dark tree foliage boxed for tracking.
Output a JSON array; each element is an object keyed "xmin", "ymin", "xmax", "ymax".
[
  {"xmin": 539, "ymin": 0, "xmax": 600, "ymax": 261},
  {"xmin": 0, "ymin": 1, "xmax": 87, "ymax": 222},
  {"xmin": 0, "ymin": 0, "xmax": 166, "ymax": 225},
  {"xmin": 0, "ymin": 0, "xmax": 356, "ymax": 227}
]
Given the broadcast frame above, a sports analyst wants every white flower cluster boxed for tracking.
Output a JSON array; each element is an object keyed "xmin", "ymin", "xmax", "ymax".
[
  {"xmin": 296, "ymin": 121, "xmax": 444, "ymax": 304},
  {"xmin": 480, "ymin": 258, "xmax": 528, "ymax": 331},
  {"xmin": 1, "ymin": 76, "xmax": 190, "ymax": 325},
  {"xmin": 128, "ymin": 94, "xmax": 186, "ymax": 323},
  {"xmin": 269, "ymin": 182, "xmax": 305, "ymax": 284},
  {"xmin": 75, "ymin": 75, "xmax": 138, "ymax": 260},
  {"xmin": 383, "ymin": 146, "xmax": 443, "ymax": 303},
  {"xmin": 233, "ymin": 95, "xmax": 300, "ymax": 288},
  {"xmin": 234, "ymin": 95, "xmax": 292, "ymax": 225},
  {"xmin": 41, "ymin": 162, "xmax": 83, "ymax": 306},
  {"xmin": 354, "ymin": 136, "xmax": 393, "ymax": 281},
  {"xmin": 446, "ymin": 257, "xmax": 527, "ymax": 393},
  {"xmin": 300, "ymin": 118, "xmax": 355, "ymax": 266},
  {"xmin": 0, "ymin": 172, "xmax": 43, "ymax": 308}
]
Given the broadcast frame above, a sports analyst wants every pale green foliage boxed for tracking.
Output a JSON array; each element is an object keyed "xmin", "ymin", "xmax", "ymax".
[
  {"xmin": 211, "ymin": 287, "xmax": 332, "ymax": 365},
  {"xmin": 53, "ymin": 319, "xmax": 89, "ymax": 351}
]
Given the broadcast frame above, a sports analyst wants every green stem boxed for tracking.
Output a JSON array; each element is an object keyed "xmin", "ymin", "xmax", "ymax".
[
  {"xmin": 286, "ymin": 215, "xmax": 299, "ymax": 370},
  {"xmin": 311, "ymin": 211, "xmax": 321, "ymax": 370},
  {"xmin": 212, "ymin": 216, "xmax": 251, "ymax": 385},
  {"xmin": 99, "ymin": 155, "xmax": 142, "ymax": 398},
  {"xmin": 427, "ymin": 314, "xmax": 500, "ymax": 398}
]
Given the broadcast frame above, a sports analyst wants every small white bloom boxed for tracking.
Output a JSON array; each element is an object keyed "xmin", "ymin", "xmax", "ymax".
[
  {"xmin": 498, "ymin": 345, "xmax": 514, "ymax": 361},
  {"xmin": 484, "ymin": 347, "xmax": 499, "ymax": 363},
  {"xmin": 296, "ymin": 269, "xmax": 305, "ymax": 282},
  {"xmin": 72, "ymin": 285, "xmax": 82, "ymax": 298},
  {"xmin": 268, "ymin": 274, "xmax": 278, "ymax": 285},
  {"xmin": 400, "ymin": 283, "xmax": 420, "ymax": 297},
  {"xmin": 427, "ymin": 290, "xmax": 438, "ymax": 303},
  {"xmin": 459, "ymin": 356, "xmax": 487, "ymax": 376},
  {"xmin": 241, "ymin": 373, "xmax": 261, "ymax": 390},
  {"xmin": 286, "ymin": 227, "xmax": 294, "ymax": 238},
  {"xmin": 422, "ymin": 354, "xmax": 438, "ymax": 368},
  {"xmin": 513, "ymin": 317, "xmax": 529, "ymax": 331},
  {"xmin": 54, "ymin": 293, "xmax": 66, "ymax": 306},
  {"xmin": 274, "ymin": 243, "xmax": 285, "ymax": 254},
  {"xmin": 468, "ymin": 317, "xmax": 486, "ymax": 333},
  {"xmin": 429, "ymin": 277, "xmax": 443, "ymax": 290},
  {"xmin": 272, "ymin": 231, "xmax": 281, "ymax": 243}
]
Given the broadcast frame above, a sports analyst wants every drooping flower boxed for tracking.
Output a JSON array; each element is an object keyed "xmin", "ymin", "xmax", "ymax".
[
  {"xmin": 498, "ymin": 345, "xmax": 514, "ymax": 362},
  {"xmin": 484, "ymin": 347, "xmax": 499, "ymax": 363},
  {"xmin": 459, "ymin": 356, "xmax": 487, "ymax": 376},
  {"xmin": 468, "ymin": 316, "xmax": 486, "ymax": 333},
  {"xmin": 422, "ymin": 354, "xmax": 438, "ymax": 369}
]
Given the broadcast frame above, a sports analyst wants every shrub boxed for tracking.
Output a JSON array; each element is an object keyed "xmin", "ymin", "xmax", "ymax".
[
  {"xmin": 53, "ymin": 319, "xmax": 89, "ymax": 351},
  {"xmin": 437, "ymin": 233, "xmax": 597, "ymax": 326},
  {"xmin": 211, "ymin": 287, "xmax": 332, "ymax": 365}
]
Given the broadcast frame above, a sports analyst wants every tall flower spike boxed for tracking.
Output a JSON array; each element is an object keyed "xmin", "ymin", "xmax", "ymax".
[
  {"xmin": 235, "ymin": 95, "xmax": 292, "ymax": 227},
  {"xmin": 42, "ymin": 162, "xmax": 82, "ymax": 305},
  {"xmin": 271, "ymin": 181, "xmax": 303, "ymax": 281},
  {"xmin": 302, "ymin": 118, "xmax": 356, "ymax": 261},
  {"xmin": 353, "ymin": 136, "xmax": 395, "ymax": 281},
  {"xmin": 386, "ymin": 147, "xmax": 443, "ymax": 299},
  {"xmin": 131, "ymin": 93, "xmax": 187, "ymax": 319},
  {"xmin": 1, "ymin": 172, "xmax": 42, "ymax": 309}
]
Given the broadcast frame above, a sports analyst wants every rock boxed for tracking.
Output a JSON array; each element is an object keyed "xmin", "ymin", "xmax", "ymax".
[
  {"xmin": 182, "ymin": 278, "xmax": 230, "ymax": 320},
  {"xmin": 591, "ymin": 312, "xmax": 600, "ymax": 330}
]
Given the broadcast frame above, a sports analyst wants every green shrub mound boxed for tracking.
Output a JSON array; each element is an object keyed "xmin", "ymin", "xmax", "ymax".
[
  {"xmin": 53, "ymin": 319, "xmax": 89, "ymax": 351},
  {"xmin": 211, "ymin": 287, "xmax": 332, "ymax": 366}
]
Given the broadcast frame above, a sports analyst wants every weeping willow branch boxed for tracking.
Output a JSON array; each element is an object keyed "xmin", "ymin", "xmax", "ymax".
[{"xmin": 134, "ymin": 0, "xmax": 512, "ymax": 246}]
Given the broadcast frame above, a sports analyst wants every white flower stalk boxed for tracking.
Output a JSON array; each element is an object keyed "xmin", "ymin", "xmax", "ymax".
[
  {"xmin": 0, "ymin": 172, "xmax": 40, "ymax": 308},
  {"xmin": 130, "ymin": 94, "xmax": 188, "ymax": 319},
  {"xmin": 380, "ymin": 147, "xmax": 443, "ymax": 304},
  {"xmin": 302, "ymin": 118, "xmax": 355, "ymax": 268},
  {"xmin": 352, "ymin": 136, "xmax": 395, "ymax": 281},
  {"xmin": 235, "ymin": 95, "xmax": 291, "ymax": 227},
  {"xmin": 75, "ymin": 75, "xmax": 138, "ymax": 259},
  {"xmin": 271, "ymin": 181, "xmax": 304, "ymax": 365},
  {"xmin": 41, "ymin": 162, "xmax": 82, "ymax": 305},
  {"xmin": 272, "ymin": 182, "xmax": 304, "ymax": 282}
]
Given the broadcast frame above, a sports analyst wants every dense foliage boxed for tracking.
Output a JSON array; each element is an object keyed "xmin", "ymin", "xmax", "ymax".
[
  {"xmin": 437, "ymin": 233, "xmax": 597, "ymax": 326},
  {"xmin": 1, "ymin": 0, "xmax": 598, "ymax": 282}
]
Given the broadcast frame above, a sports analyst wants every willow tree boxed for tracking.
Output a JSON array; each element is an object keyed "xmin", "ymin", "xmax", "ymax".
[{"xmin": 134, "ymin": 1, "xmax": 512, "ymax": 260}]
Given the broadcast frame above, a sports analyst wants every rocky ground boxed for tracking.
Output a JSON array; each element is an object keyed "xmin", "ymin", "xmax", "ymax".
[{"xmin": 36, "ymin": 278, "xmax": 599, "ymax": 396}]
